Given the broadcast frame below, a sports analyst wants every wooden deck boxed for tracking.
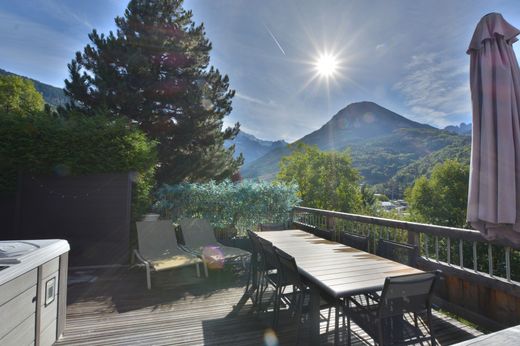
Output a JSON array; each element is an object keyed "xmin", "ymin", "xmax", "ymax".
[{"xmin": 56, "ymin": 265, "xmax": 484, "ymax": 345}]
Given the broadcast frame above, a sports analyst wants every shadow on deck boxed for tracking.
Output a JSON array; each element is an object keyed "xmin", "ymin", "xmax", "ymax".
[{"xmin": 56, "ymin": 265, "xmax": 483, "ymax": 345}]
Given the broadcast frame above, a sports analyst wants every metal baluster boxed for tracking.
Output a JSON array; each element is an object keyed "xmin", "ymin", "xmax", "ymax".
[
  {"xmin": 459, "ymin": 240, "xmax": 464, "ymax": 269},
  {"xmin": 473, "ymin": 241, "xmax": 478, "ymax": 272},
  {"xmin": 393, "ymin": 228, "xmax": 397, "ymax": 241},
  {"xmin": 506, "ymin": 247, "xmax": 511, "ymax": 282},
  {"xmin": 447, "ymin": 238, "xmax": 451, "ymax": 265},
  {"xmin": 373, "ymin": 225, "xmax": 378, "ymax": 253},
  {"xmin": 424, "ymin": 235, "xmax": 429, "ymax": 259},
  {"xmin": 368, "ymin": 228, "xmax": 372, "ymax": 253},
  {"xmin": 488, "ymin": 244, "xmax": 493, "ymax": 277},
  {"xmin": 386, "ymin": 227, "xmax": 390, "ymax": 240},
  {"xmin": 435, "ymin": 236, "xmax": 439, "ymax": 261}
]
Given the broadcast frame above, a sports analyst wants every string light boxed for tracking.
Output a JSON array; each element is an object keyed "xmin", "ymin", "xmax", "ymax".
[{"xmin": 29, "ymin": 175, "xmax": 121, "ymax": 200}]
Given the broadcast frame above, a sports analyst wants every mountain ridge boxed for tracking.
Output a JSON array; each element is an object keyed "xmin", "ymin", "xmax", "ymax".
[
  {"xmin": 242, "ymin": 102, "xmax": 468, "ymax": 190},
  {"xmin": 225, "ymin": 131, "xmax": 287, "ymax": 164},
  {"xmin": 0, "ymin": 68, "xmax": 68, "ymax": 107}
]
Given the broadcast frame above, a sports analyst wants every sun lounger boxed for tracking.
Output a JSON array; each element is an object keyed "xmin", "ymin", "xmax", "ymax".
[
  {"xmin": 177, "ymin": 218, "xmax": 250, "ymax": 269},
  {"xmin": 134, "ymin": 220, "xmax": 206, "ymax": 289}
]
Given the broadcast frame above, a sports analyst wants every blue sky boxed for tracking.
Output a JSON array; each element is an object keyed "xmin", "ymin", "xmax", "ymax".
[{"xmin": 1, "ymin": 1, "xmax": 520, "ymax": 141}]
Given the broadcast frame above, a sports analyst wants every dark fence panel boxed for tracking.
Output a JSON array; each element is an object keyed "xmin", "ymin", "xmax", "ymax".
[
  {"xmin": 14, "ymin": 173, "xmax": 132, "ymax": 266},
  {"xmin": 0, "ymin": 194, "xmax": 16, "ymax": 239}
]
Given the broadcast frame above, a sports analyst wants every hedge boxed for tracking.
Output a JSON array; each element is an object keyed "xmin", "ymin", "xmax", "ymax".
[
  {"xmin": 0, "ymin": 111, "xmax": 157, "ymax": 219},
  {"xmin": 155, "ymin": 180, "xmax": 300, "ymax": 235}
]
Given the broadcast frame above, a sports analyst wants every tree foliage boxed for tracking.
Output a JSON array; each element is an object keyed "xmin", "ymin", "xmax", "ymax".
[
  {"xmin": 380, "ymin": 138, "xmax": 471, "ymax": 198},
  {"xmin": 64, "ymin": 0, "xmax": 242, "ymax": 185},
  {"xmin": 155, "ymin": 180, "xmax": 300, "ymax": 234},
  {"xmin": 276, "ymin": 144, "xmax": 362, "ymax": 212},
  {"xmin": 0, "ymin": 111, "xmax": 157, "ymax": 218},
  {"xmin": 405, "ymin": 160, "xmax": 469, "ymax": 227},
  {"xmin": 0, "ymin": 75, "xmax": 44, "ymax": 115}
]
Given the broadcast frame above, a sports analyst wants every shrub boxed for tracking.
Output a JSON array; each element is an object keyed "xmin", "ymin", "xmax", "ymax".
[
  {"xmin": 155, "ymin": 180, "xmax": 300, "ymax": 234},
  {"xmin": 0, "ymin": 111, "xmax": 157, "ymax": 219}
]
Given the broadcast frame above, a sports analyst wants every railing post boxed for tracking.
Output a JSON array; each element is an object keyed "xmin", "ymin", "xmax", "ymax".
[
  {"xmin": 408, "ymin": 230, "xmax": 419, "ymax": 258},
  {"xmin": 326, "ymin": 215, "xmax": 337, "ymax": 241}
]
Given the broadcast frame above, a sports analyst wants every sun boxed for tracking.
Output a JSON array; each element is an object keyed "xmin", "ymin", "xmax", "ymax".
[{"xmin": 314, "ymin": 53, "xmax": 339, "ymax": 78}]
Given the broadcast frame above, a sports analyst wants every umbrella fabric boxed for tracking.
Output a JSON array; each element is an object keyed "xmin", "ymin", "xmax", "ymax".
[{"xmin": 467, "ymin": 13, "xmax": 520, "ymax": 245}]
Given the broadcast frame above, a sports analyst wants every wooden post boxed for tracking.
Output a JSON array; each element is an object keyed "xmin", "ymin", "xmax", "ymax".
[
  {"xmin": 326, "ymin": 215, "xmax": 337, "ymax": 241},
  {"xmin": 408, "ymin": 229, "xmax": 420, "ymax": 257}
]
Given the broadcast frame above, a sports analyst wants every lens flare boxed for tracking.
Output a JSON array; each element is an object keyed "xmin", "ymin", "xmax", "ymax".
[
  {"xmin": 263, "ymin": 328, "xmax": 279, "ymax": 346},
  {"xmin": 202, "ymin": 245, "xmax": 225, "ymax": 269}
]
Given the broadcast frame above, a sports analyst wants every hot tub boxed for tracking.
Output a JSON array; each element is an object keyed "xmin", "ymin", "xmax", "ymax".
[{"xmin": 0, "ymin": 239, "xmax": 69, "ymax": 346}]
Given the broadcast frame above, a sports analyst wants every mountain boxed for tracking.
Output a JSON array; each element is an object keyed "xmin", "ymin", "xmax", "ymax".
[
  {"xmin": 225, "ymin": 131, "xmax": 287, "ymax": 164},
  {"xmin": 380, "ymin": 137, "xmax": 471, "ymax": 198},
  {"xmin": 242, "ymin": 101, "xmax": 467, "ymax": 187},
  {"xmin": 0, "ymin": 68, "xmax": 68, "ymax": 107},
  {"xmin": 444, "ymin": 122, "xmax": 471, "ymax": 135}
]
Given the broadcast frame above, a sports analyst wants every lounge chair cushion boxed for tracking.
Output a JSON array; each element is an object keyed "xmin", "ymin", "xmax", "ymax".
[{"xmin": 150, "ymin": 255, "xmax": 202, "ymax": 271}]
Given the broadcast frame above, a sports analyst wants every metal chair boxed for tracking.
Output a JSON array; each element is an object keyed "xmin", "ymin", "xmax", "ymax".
[
  {"xmin": 346, "ymin": 271, "xmax": 440, "ymax": 346},
  {"xmin": 376, "ymin": 239, "xmax": 419, "ymax": 267},
  {"xmin": 256, "ymin": 237, "xmax": 284, "ymax": 323},
  {"xmin": 275, "ymin": 248, "xmax": 346, "ymax": 345},
  {"xmin": 274, "ymin": 247, "xmax": 309, "ymax": 342},
  {"xmin": 339, "ymin": 232, "xmax": 370, "ymax": 252},
  {"xmin": 230, "ymin": 230, "xmax": 269, "ymax": 317}
]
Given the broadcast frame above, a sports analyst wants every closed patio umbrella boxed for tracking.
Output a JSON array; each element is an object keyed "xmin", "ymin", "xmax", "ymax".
[{"xmin": 467, "ymin": 13, "xmax": 520, "ymax": 245}]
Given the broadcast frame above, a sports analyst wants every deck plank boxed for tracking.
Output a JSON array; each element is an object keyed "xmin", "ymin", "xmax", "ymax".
[{"xmin": 56, "ymin": 266, "xmax": 484, "ymax": 345}]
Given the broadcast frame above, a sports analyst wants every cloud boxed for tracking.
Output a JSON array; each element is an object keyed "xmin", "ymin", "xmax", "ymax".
[
  {"xmin": 393, "ymin": 52, "xmax": 471, "ymax": 127},
  {"xmin": 375, "ymin": 43, "xmax": 386, "ymax": 51},
  {"xmin": 36, "ymin": 0, "xmax": 94, "ymax": 29},
  {"xmin": 235, "ymin": 92, "xmax": 277, "ymax": 107},
  {"xmin": 0, "ymin": 10, "xmax": 83, "ymax": 86}
]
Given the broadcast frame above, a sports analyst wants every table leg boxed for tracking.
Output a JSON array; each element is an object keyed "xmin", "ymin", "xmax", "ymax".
[{"xmin": 310, "ymin": 284, "xmax": 320, "ymax": 344}]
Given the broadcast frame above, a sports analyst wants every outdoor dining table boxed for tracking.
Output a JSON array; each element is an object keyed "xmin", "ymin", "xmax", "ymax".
[{"xmin": 255, "ymin": 229, "xmax": 423, "ymax": 344}]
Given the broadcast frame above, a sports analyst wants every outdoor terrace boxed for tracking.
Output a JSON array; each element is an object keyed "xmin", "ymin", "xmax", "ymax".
[
  {"xmin": 52, "ymin": 204, "xmax": 520, "ymax": 345},
  {"xmin": 56, "ymin": 264, "xmax": 482, "ymax": 345}
]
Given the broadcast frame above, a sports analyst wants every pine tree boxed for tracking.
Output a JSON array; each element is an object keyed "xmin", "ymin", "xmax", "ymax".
[{"xmin": 64, "ymin": 0, "xmax": 242, "ymax": 184}]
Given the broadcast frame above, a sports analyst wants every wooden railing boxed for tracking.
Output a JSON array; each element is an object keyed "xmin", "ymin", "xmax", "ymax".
[{"xmin": 292, "ymin": 206, "xmax": 520, "ymax": 331}]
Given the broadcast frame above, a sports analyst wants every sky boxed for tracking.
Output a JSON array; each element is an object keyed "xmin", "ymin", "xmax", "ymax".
[{"xmin": 1, "ymin": 0, "xmax": 520, "ymax": 142}]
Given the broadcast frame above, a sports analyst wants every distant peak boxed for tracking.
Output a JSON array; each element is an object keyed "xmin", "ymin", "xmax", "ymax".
[{"xmin": 324, "ymin": 101, "xmax": 431, "ymax": 132}]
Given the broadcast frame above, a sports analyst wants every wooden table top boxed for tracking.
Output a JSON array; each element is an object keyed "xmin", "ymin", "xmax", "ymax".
[{"xmin": 255, "ymin": 229, "xmax": 422, "ymax": 298}]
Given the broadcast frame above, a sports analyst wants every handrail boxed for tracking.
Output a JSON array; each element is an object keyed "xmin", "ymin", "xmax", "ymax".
[
  {"xmin": 292, "ymin": 206, "xmax": 520, "ymax": 286},
  {"xmin": 293, "ymin": 206, "xmax": 517, "ymax": 249},
  {"xmin": 292, "ymin": 205, "xmax": 520, "ymax": 329}
]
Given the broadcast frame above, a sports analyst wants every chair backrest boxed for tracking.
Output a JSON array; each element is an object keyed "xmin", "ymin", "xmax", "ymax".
[
  {"xmin": 259, "ymin": 223, "xmax": 286, "ymax": 232},
  {"xmin": 178, "ymin": 218, "xmax": 217, "ymax": 247},
  {"xmin": 136, "ymin": 220, "xmax": 181, "ymax": 259},
  {"xmin": 247, "ymin": 230, "xmax": 262, "ymax": 260},
  {"xmin": 274, "ymin": 248, "xmax": 303, "ymax": 287},
  {"xmin": 378, "ymin": 271, "xmax": 439, "ymax": 318},
  {"xmin": 376, "ymin": 239, "xmax": 419, "ymax": 266},
  {"xmin": 257, "ymin": 237, "xmax": 279, "ymax": 272},
  {"xmin": 339, "ymin": 232, "xmax": 369, "ymax": 252}
]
